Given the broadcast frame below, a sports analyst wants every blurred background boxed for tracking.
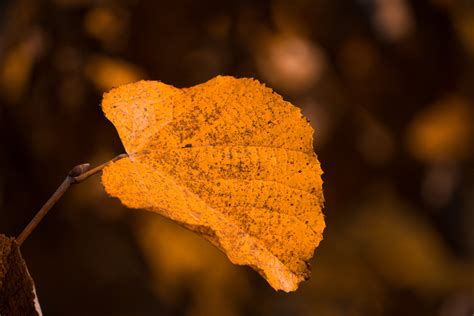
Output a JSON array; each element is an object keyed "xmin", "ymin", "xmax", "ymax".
[{"xmin": 0, "ymin": 0, "xmax": 473, "ymax": 315}]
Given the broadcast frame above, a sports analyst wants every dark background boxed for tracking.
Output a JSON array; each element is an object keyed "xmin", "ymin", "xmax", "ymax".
[{"xmin": 0, "ymin": 0, "xmax": 473, "ymax": 315}]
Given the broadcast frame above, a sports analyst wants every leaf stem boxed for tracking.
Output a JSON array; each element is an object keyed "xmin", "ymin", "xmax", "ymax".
[{"xmin": 16, "ymin": 153, "xmax": 128, "ymax": 246}]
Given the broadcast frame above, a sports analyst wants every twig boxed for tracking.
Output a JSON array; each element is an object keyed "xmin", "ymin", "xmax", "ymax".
[{"xmin": 16, "ymin": 153, "xmax": 128, "ymax": 246}]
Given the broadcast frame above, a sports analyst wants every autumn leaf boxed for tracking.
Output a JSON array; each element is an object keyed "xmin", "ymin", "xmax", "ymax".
[
  {"xmin": 101, "ymin": 75, "xmax": 325, "ymax": 292},
  {"xmin": 0, "ymin": 234, "xmax": 41, "ymax": 316}
]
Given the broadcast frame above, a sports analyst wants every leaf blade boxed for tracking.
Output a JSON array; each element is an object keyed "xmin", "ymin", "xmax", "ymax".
[{"xmin": 101, "ymin": 75, "xmax": 325, "ymax": 291}]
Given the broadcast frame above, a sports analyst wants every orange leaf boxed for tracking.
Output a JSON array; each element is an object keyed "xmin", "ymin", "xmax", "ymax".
[{"xmin": 101, "ymin": 76, "xmax": 325, "ymax": 292}]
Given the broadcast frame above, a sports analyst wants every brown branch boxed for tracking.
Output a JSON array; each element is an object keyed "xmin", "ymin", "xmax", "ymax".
[{"xmin": 16, "ymin": 153, "xmax": 128, "ymax": 246}]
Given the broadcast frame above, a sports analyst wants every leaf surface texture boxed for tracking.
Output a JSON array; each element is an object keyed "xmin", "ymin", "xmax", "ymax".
[{"xmin": 101, "ymin": 76, "xmax": 325, "ymax": 291}]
